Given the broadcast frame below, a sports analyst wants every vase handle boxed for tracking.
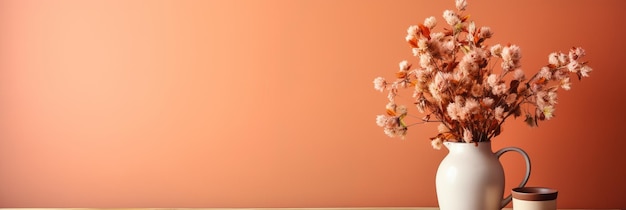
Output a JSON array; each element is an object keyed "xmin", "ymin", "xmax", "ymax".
[{"xmin": 495, "ymin": 147, "xmax": 531, "ymax": 209}]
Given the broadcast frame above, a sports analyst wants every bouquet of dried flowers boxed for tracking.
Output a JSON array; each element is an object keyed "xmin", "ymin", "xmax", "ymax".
[{"xmin": 373, "ymin": 0, "xmax": 592, "ymax": 149}]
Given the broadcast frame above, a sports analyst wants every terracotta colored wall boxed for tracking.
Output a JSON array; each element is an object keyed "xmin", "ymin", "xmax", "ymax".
[{"xmin": 1, "ymin": 0, "xmax": 624, "ymax": 208}]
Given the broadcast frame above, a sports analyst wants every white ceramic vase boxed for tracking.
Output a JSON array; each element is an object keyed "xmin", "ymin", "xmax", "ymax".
[{"xmin": 435, "ymin": 141, "xmax": 531, "ymax": 210}]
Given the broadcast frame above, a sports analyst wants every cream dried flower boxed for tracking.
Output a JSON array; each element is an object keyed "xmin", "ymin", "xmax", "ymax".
[
  {"xmin": 443, "ymin": 10, "xmax": 460, "ymax": 26},
  {"xmin": 431, "ymin": 138, "xmax": 443, "ymax": 150},
  {"xmin": 373, "ymin": 77, "xmax": 386, "ymax": 92},
  {"xmin": 463, "ymin": 128, "xmax": 473, "ymax": 143},
  {"xmin": 455, "ymin": 0, "xmax": 468, "ymax": 11},
  {"xmin": 541, "ymin": 105, "xmax": 555, "ymax": 120},
  {"xmin": 549, "ymin": 52, "xmax": 560, "ymax": 66},
  {"xmin": 424, "ymin": 16, "xmax": 437, "ymax": 28}
]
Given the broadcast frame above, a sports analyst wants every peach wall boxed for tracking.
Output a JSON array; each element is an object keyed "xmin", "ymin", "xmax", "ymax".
[{"xmin": 0, "ymin": 0, "xmax": 625, "ymax": 208}]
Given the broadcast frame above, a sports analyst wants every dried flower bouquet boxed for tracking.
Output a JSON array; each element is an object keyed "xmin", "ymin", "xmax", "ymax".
[{"xmin": 373, "ymin": 0, "xmax": 592, "ymax": 149}]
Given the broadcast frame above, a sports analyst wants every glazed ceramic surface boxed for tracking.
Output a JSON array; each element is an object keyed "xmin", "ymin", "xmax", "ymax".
[{"xmin": 436, "ymin": 141, "xmax": 531, "ymax": 210}]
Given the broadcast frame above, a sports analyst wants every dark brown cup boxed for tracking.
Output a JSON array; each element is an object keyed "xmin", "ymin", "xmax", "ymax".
[{"xmin": 512, "ymin": 187, "xmax": 558, "ymax": 201}]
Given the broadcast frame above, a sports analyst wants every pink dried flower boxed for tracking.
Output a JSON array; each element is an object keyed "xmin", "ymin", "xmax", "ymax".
[
  {"xmin": 416, "ymin": 97, "xmax": 427, "ymax": 113},
  {"xmin": 376, "ymin": 115, "xmax": 389, "ymax": 127},
  {"xmin": 406, "ymin": 25, "xmax": 419, "ymax": 42},
  {"xmin": 387, "ymin": 86, "xmax": 397, "ymax": 101},
  {"xmin": 501, "ymin": 45, "xmax": 522, "ymax": 71},
  {"xmin": 558, "ymin": 53, "xmax": 568, "ymax": 65},
  {"xmin": 513, "ymin": 69, "xmax": 526, "ymax": 81},
  {"xmin": 431, "ymin": 32, "xmax": 445, "ymax": 40},
  {"xmin": 482, "ymin": 97, "xmax": 494, "ymax": 107},
  {"xmin": 538, "ymin": 67, "xmax": 552, "ymax": 80},
  {"xmin": 412, "ymin": 48, "xmax": 420, "ymax": 56},
  {"xmin": 490, "ymin": 44, "xmax": 503, "ymax": 57},
  {"xmin": 431, "ymin": 138, "xmax": 443, "ymax": 150},
  {"xmin": 384, "ymin": 127, "xmax": 406, "ymax": 138},
  {"xmin": 442, "ymin": 40, "xmax": 455, "ymax": 52},
  {"xmin": 468, "ymin": 21, "xmax": 476, "ymax": 35},
  {"xmin": 540, "ymin": 105, "xmax": 555, "ymax": 120},
  {"xmin": 424, "ymin": 16, "xmax": 437, "ymax": 28},
  {"xmin": 373, "ymin": 77, "xmax": 387, "ymax": 92},
  {"xmin": 420, "ymin": 53, "xmax": 434, "ymax": 68},
  {"xmin": 406, "ymin": 34, "xmax": 415, "ymax": 43},
  {"xmin": 547, "ymin": 91, "xmax": 558, "ymax": 105},
  {"xmin": 502, "ymin": 45, "xmax": 522, "ymax": 62},
  {"xmin": 447, "ymin": 102, "xmax": 461, "ymax": 121},
  {"xmin": 580, "ymin": 65, "xmax": 592, "ymax": 77},
  {"xmin": 494, "ymin": 106, "xmax": 505, "ymax": 121},
  {"xmin": 443, "ymin": 10, "xmax": 460, "ymax": 26},
  {"xmin": 386, "ymin": 102, "xmax": 397, "ymax": 113},
  {"xmin": 487, "ymin": 74, "xmax": 499, "ymax": 88},
  {"xmin": 567, "ymin": 61, "xmax": 579, "ymax": 72},
  {"xmin": 492, "ymin": 83, "xmax": 508, "ymax": 95},
  {"xmin": 455, "ymin": 0, "xmax": 468, "ymax": 11},
  {"xmin": 463, "ymin": 128, "xmax": 473, "ymax": 143},
  {"xmin": 417, "ymin": 39, "xmax": 428, "ymax": 51},
  {"xmin": 407, "ymin": 25, "xmax": 419, "ymax": 36},
  {"xmin": 548, "ymin": 52, "xmax": 560, "ymax": 66},
  {"xmin": 465, "ymin": 98, "xmax": 480, "ymax": 112},
  {"xmin": 399, "ymin": 60, "xmax": 410, "ymax": 71},
  {"xmin": 479, "ymin": 26, "xmax": 493, "ymax": 38},
  {"xmin": 569, "ymin": 47, "xmax": 585, "ymax": 61},
  {"xmin": 429, "ymin": 84, "xmax": 444, "ymax": 102}
]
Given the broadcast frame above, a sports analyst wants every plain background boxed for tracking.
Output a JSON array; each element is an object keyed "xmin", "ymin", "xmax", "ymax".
[{"xmin": 1, "ymin": 0, "xmax": 625, "ymax": 208}]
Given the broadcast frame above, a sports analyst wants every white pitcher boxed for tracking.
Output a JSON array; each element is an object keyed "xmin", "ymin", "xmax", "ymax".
[{"xmin": 436, "ymin": 141, "xmax": 531, "ymax": 210}]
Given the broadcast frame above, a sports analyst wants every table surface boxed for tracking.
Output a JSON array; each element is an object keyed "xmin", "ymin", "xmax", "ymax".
[{"xmin": 0, "ymin": 208, "xmax": 620, "ymax": 210}]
